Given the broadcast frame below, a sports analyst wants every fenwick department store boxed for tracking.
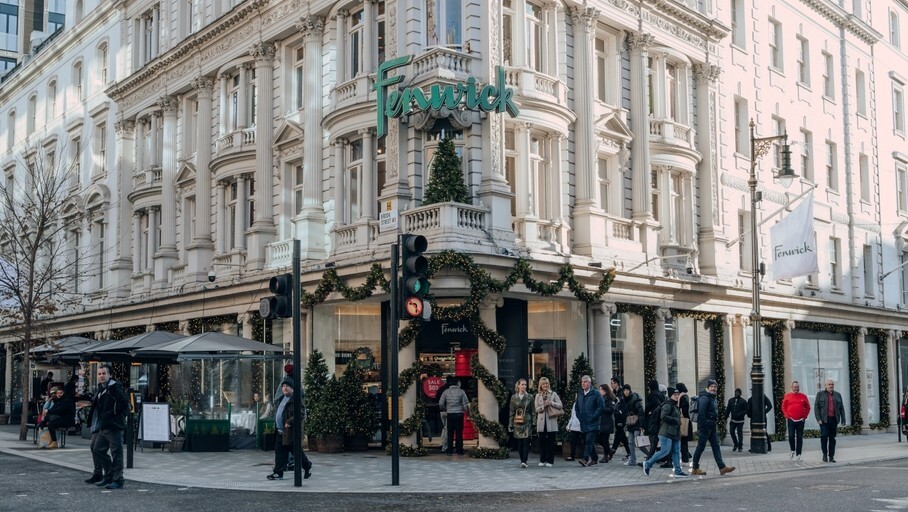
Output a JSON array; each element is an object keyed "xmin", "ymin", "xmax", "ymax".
[{"xmin": 13, "ymin": 46, "xmax": 907, "ymax": 444}]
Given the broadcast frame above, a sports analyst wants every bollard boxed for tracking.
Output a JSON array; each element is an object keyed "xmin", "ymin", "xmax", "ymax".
[{"xmin": 126, "ymin": 413, "xmax": 134, "ymax": 469}]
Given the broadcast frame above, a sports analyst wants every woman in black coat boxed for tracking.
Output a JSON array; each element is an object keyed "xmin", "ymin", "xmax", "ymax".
[
  {"xmin": 677, "ymin": 382, "xmax": 692, "ymax": 463},
  {"xmin": 596, "ymin": 384, "xmax": 617, "ymax": 462},
  {"xmin": 610, "ymin": 378, "xmax": 631, "ymax": 460},
  {"xmin": 41, "ymin": 388, "xmax": 75, "ymax": 447}
]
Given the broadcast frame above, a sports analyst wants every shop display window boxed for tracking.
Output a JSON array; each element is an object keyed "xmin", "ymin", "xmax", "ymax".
[{"xmin": 791, "ymin": 332, "xmax": 851, "ymax": 430}]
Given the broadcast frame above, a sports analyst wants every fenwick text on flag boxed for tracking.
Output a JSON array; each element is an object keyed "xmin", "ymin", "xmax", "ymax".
[{"xmin": 770, "ymin": 193, "xmax": 819, "ymax": 281}]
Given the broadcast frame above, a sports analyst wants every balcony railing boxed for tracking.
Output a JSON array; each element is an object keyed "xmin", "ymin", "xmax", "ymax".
[
  {"xmin": 131, "ymin": 166, "xmax": 162, "ymax": 191},
  {"xmin": 649, "ymin": 118, "xmax": 696, "ymax": 147},
  {"xmin": 266, "ymin": 239, "xmax": 294, "ymax": 269},
  {"xmin": 501, "ymin": 67, "xmax": 566, "ymax": 104},
  {"xmin": 410, "ymin": 46, "xmax": 474, "ymax": 80},
  {"xmin": 331, "ymin": 220, "xmax": 380, "ymax": 256},
  {"xmin": 400, "ymin": 202, "xmax": 491, "ymax": 242},
  {"xmin": 216, "ymin": 127, "xmax": 256, "ymax": 155}
]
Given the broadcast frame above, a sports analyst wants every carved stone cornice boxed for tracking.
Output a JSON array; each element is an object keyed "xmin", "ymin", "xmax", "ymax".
[
  {"xmin": 249, "ymin": 41, "xmax": 276, "ymax": 63},
  {"xmin": 625, "ymin": 33, "xmax": 655, "ymax": 52},
  {"xmin": 296, "ymin": 16, "xmax": 325, "ymax": 42},
  {"xmin": 114, "ymin": 120, "xmax": 136, "ymax": 137},
  {"xmin": 599, "ymin": 302, "xmax": 617, "ymax": 316}
]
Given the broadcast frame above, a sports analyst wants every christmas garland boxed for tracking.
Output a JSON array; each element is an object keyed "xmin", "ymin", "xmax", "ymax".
[
  {"xmin": 763, "ymin": 320, "xmax": 787, "ymax": 441},
  {"xmin": 467, "ymin": 398, "xmax": 508, "ymax": 444},
  {"xmin": 399, "ymin": 320, "xmax": 421, "ymax": 349},
  {"xmin": 398, "ymin": 361, "xmax": 423, "ymax": 395},
  {"xmin": 616, "ymin": 304, "xmax": 658, "ymax": 384},
  {"xmin": 796, "ymin": 321, "xmax": 862, "ymax": 435},
  {"xmin": 671, "ymin": 310, "xmax": 726, "ymax": 438},
  {"xmin": 300, "ymin": 263, "xmax": 391, "ymax": 307},
  {"xmin": 867, "ymin": 328, "xmax": 890, "ymax": 430},
  {"xmin": 471, "ymin": 354, "xmax": 509, "ymax": 406},
  {"xmin": 398, "ymin": 400, "xmax": 426, "ymax": 437},
  {"xmin": 468, "ymin": 446, "xmax": 510, "ymax": 459}
]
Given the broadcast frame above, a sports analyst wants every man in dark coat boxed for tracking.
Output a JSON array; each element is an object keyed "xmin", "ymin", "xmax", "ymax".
[
  {"xmin": 85, "ymin": 364, "xmax": 129, "ymax": 489},
  {"xmin": 267, "ymin": 377, "xmax": 312, "ymax": 480},
  {"xmin": 725, "ymin": 388, "xmax": 748, "ymax": 452},
  {"xmin": 691, "ymin": 380, "xmax": 735, "ymax": 476},
  {"xmin": 644, "ymin": 379, "xmax": 665, "ymax": 457},
  {"xmin": 575, "ymin": 375, "xmax": 605, "ymax": 467},
  {"xmin": 814, "ymin": 378, "xmax": 846, "ymax": 462}
]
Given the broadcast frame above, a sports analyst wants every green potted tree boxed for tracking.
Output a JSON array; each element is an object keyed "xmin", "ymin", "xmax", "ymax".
[
  {"xmin": 166, "ymin": 394, "xmax": 189, "ymax": 452},
  {"xmin": 560, "ymin": 354, "xmax": 595, "ymax": 458},
  {"xmin": 303, "ymin": 349, "xmax": 329, "ymax": 451},
  {"xmin": 422, "ymin": 137, "xmax": 470, "ymax": 205},
  {"xmin": 341, "ymin": 362, "xmax": 378, "ymax": 451},
  {"xmin": 306, "ymin": 375, "xmax": 345, "ymax": 453}
]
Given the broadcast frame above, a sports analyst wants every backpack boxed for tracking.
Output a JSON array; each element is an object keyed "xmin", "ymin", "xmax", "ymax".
[
  {"xmin": 689, "ymin": 394, "xmax": 700, "ymax": 423},
  {"xmin": 647, "ymin": 400, "xmax": 665, "ymax": 435}
]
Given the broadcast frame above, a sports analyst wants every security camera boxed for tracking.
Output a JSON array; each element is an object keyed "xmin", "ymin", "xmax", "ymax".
[
  {"xmin": 686, "ymin": 266, "xmax": 693, "ymax": 275},
  {"xmin": 208, "ymin": 270, "xmax": 216, "ymax": 282}
]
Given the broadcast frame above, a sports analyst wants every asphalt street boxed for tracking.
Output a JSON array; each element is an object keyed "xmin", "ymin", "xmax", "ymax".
[{"xmin": 2, "ymin": 451, "xmax": 907, "ymax": 512}]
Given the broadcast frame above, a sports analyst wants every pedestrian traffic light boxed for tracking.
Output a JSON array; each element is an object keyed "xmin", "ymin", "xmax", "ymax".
[
  {"xmin": 259, "ymin": 273, "xmax": 293, "ymax": 319},
  {"xmin": 400, "ymin": 234, "xmax": 429, "ymax": 320}
]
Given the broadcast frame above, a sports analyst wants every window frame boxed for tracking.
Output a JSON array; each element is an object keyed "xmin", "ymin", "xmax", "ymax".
[
  {"xmin": 894, "ymin": 83, "xmax": 905, "ymax": 134},
  {"xmin": 769, "ymin": 18, "xmax": 783, "ymax": 71},
  {"xmin": 863, "ymin": 244, "xmax": 874, "ymax": 297},
  {"xmin": 731, "ymin": 0, "xmax": 745, "ymax": 48},
  {"xmin": 859, "ymin": 153, "xmax": 870, "ymax": 202},
  {"xmin": 829, "ymin": 236, "xmax": 841, "ymax": 289},
  {"xmin": 797, "ymin": 36, "xmax": 810, "ymax": 85},
  {"xmin": 825, "ymin": 140, "xmax": 837, "ymax": 191},
  {"xmin": 891, "ymin": 10, "xmax": 901, "ymax": 49},
  {"xmin": 822, "ymin": 52, "xmax": 835, "ymax": 99},
  {"xmin": 800, "ymin": 128, "xmax": 813, "ymax": 182},
  {"xmin": 855, "ymin": 69, "xmax": 867, "ymax": 115}
]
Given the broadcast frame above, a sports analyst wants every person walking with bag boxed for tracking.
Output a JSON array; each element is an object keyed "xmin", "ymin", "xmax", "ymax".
[
  {"xmin": 438, "ymin": 376, "xmax": 471, "ymax": 456},
  {"xmin": 611, "ymin": 378, "xmax": 631, "ymax": 461},
  {"xmin": 596, "ymin": 384, "xmax": 616, "ymax": 463},
  {"xmin": 575, "ymin": 375, "xmax": 605, "ymax": 467},
  {"xmin": 509, "ymin": 378, "xmax": 534, "ymax": 468},
  {"xmin": 691, "ymin": 380, "xmax": 735, "ymax": 476},
  {"xmin": 814, "ymin": 379, "xmax": 846, "ymax": 463},
  {"xmin": 643, "ymin": 387, "xmax": 689, "ymax": 478},
  {"xmin": 621, "ymin": 384, "xmax": 644, "ymax": 466},
  {"xmin": 267, "ymin": 377, "xmax": 312, "ymax": 480},
  {"xmin": 676, "ymin": 383, "xmax": 692, "ymax": 463},
  {"xmin": 781, "ymin": 381, "xmax": 810, "ymax": 461},
  {"xmin": 534, "ymin": 377, "xmax": 562, "ymax": 467},
  {"xmin": 725, "ymin": 388, "xmax": 748, "ymax": 452}
]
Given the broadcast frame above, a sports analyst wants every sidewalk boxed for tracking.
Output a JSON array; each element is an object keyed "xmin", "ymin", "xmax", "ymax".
[{"xmin": 1, "ymin": 425, "xmax": 905, "ymax": 493}]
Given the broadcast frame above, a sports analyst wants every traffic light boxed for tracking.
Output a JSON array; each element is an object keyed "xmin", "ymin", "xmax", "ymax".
[
  {"xmin": 259, "ymin": 273, "xmax": 293, "ymax": 319},
  {"xmin": 400, "ymin": 234, "xmax": 429, "ymax": 320}
]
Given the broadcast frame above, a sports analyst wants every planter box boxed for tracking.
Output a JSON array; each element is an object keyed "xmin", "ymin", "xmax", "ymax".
[
  {"xmin": 317, "ymin": 434, "xmax": 344, "ymax": 453},
  {"xmin": 185, "ymin": 419, "xmax": 230, "ymax": 452},
  {"xmin": 344, "ymin": 434, "xmax": 369, "ymax": 451}
]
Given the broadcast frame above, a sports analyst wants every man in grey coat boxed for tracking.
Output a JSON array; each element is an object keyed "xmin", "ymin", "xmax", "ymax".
[
  {"xmin": 438, "ymin": 377, "xmax": 470, "ymax": 455},
  {"xmin": 814, "ymin": 378, "xmax": 846, "ymax": 463}
]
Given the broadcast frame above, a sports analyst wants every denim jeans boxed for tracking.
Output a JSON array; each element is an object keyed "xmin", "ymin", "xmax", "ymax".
[
  {"xmin": 787, "ymin": 419, "xmax": 805, "ymax": 455},
  {"xmin": 729, "ymin": 421, "xmax": 744, "ymax": 448},
  {"xmin": 627, "ymin": 429, "xmax": 638, "ymax": 464},
  {"xmin": 582, "ymin": 431, "xmax": 598, "ymax": 462},
  {"xmin": 644, "ymin": 435, "xmax": 682, "ymax": 474},
  {"xmin": 692, "ymin": 426, "xmax": 726, "ymax": 470}
]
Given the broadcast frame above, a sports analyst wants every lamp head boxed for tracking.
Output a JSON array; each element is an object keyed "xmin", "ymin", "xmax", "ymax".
[{"xmin": 774, "ymin": 138, "xmax": 798, "ymax": 188}]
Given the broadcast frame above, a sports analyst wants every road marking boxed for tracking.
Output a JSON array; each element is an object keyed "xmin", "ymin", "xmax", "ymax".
[
  {"xmin": 16, "ymin": 495, "xmax": 27, "ymax": 497},
  {"xmin": 58, "ymin": 492, "xmax": 68, "ymax": 495},
  {"xmin": 871, "ymin": 497, "xmax": 908, "ymax": 509}
]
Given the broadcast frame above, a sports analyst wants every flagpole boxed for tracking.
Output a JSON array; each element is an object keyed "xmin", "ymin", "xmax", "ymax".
[{"xmin": 747, "ymin": 119, "xmax": 798, "ymax": 455}]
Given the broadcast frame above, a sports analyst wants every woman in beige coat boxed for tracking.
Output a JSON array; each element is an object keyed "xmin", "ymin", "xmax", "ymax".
[{"xmin": 534, "ymin": 377, "xmax": 563, "ymax": 467}]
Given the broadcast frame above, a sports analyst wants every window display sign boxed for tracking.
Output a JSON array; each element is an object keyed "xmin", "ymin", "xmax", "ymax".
[{"xmin": 423, "ymin": 376, "xmax": 444, "ymax": 399}]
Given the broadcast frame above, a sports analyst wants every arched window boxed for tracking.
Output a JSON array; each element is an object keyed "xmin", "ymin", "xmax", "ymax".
[
  {"xmin": 73, "ymin": 61, "xmax": 84, "ymax": 101},
  {"xmin": 97, "ymin": 44, "xmax": 109, "ymax": 85},
  {"xmin": 27, "ymin": 94, "xmax": 37, "ymax": 135},
  {"xmin": 75, "ymin": 0, "xmax": 84, "ymax": 24},
  {"xmin": 47, "ymin": 81, "xmax": 57, "ymax": 122},
  {"xmin": 7, "ymin": 110, "xmax": 15, "ymax": 150}
]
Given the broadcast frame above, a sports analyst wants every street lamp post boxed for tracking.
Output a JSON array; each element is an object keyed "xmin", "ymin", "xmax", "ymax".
[{"xmin": 747, "ymin": 119, "xmax": 797, "ymax": 454}]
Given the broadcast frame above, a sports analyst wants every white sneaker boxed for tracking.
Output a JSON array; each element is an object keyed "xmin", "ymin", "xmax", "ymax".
[
  {"xmin": 545, "ymin": 463, "xmax": 553, "ymax": 467},
  {"xmin": 789, "ymin": 452, "xmax": 795, "ymax": 459},
  {"xmin": 538, "ymin": 462, "xmax": 546, "ymax": 467},
  {"xmin": 521, "ymin": 462, "xmax": 527, "ymax": 469},
  {"xmin": 797, "ymin": 455, "xmax": 802, "ymax": 461},
  {"xmin": 623, "ymin": 460, "xmax": 635, "ymax": 466}
]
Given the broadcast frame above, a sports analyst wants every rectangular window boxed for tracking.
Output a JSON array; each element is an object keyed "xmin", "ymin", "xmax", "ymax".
[
  {"xmin": 863, "ymin": 244, "xmax": 874, "ymax": 296},
  {"xmin": 595, "ymin": 37, "xmax": 608, "ymax": 103},
  {"xmin": 829, "ymin": 237, "xmax": 841, "ymax": 288},
  {"xmin": 859, "ymin": 153, "xmax": 870, "ymax": 202},
  {"xmin": 96, "ymin": 124, "xmax": 106, "ymax": 174},
  {"xmin": 435, "ymin": 0, "xmax": 462, "ymax": 48},
  {"xmin": 99, "ymin": 45, "xmax": 108, "ymax": 85},
  {"xmin": 894, "ymin": 85, "xmax": 905, "ymax": 133},
  {"xmin": 800, "ymin": 128, "xmax": 813, "ymax": 181},
  {"xmin": 346, "ymin": 140, "xmax": 363, "ymax": 223},
  {"xmin": 856, "ymin": 69, "xmax": 866, "ymax": 115},
  {"xmin": 825, "ymin": 141, "xmax": 837, "ymax": 190},
  {"xmin": 772, "ymin": 116, "xmax": 786, "ymax": 169},
  {"xmin": 293, "ymin": 47, "xmax": 304, "ymax": 110},
  {"xmin": 898, "ymin": 164, "xmax": 908, "ymax": 212},
  {"xmin": 530, "ymin": 135, "xmax": 549, "ymax": 219},
  {"xmin": 797, "ymin": 36, "xmax": 810, "ymax": 85},
  {"xmin": 0, "ymin": 1, "xmax": 19, "ymax": 52},
  {"xmin": 525, "ymin": 2, "xmax": 544, "ymax": 72},
  {"xmin": 348, "ymin": 8, "xmax": 363, "ymax": 79},
  {"xmin": 734, "ymin": 97, "xmax": 748, "ymax": 155},
  {"xmin": 823, "ymin": 52, "xmax": 835, "ymax": 99},
  {"xmin": 293, "ymin": 164, "xmax": 304, "ymax": 215},
  {"xmin": 598, "ymin": 158, "xmax": 609, "ymax": 212},
  {"xmin": 666, "ymin": 64, "xmax": 678, "ymax": 121},
  {"xmin": 769, "ymin": 19, "xmax": 783, "ymax": 70},
  {"xmin": 505, "ymin": 130, "xmax": 517, "ymax": 217},
  {"xmin": 670, "ymin": 173, "xmax": 683, "ymax": 243},
  {"xmin": 376, "ymin": 2, "xmax": 386, "ymax": 64},
  {"xmin": 48, "ymin": 0, "xmax": 64, "ymax": 33},
  {"xmin": 731, "ymin": 0, "xmax": 745, "ymax": 47},
  {"xmin": 892, "ymin": 11, "xmax": 901, "ymax": 49}
]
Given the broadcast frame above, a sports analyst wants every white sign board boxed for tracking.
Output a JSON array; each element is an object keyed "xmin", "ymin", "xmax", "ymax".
[
  {"xmin": 379, "ymin": 199, "xmax": 398, "ymax": 233},
  {"xmin": 140, "ymin": 403, "xmax": 171, "ymax": 443}
]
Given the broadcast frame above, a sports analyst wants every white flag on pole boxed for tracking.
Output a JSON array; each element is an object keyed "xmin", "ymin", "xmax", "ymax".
[{"xmin": 770, "ymin": 193, "xmax": 819, "ymax": 281}]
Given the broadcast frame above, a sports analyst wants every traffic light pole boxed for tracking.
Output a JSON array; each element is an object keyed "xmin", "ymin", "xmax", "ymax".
[
  {"xmin": 292, "ymin": 240, "xmax": 302, "ymax": 487},
  {"xmin": 390, "ymin": 240, "xmax": 400, "ymax": 486}
]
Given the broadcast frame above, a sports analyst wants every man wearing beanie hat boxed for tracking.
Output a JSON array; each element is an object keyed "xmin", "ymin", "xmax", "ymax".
[
  {"xmin": 267, "ymin": 377, "xmax": 312, "ymax": 480},
  {"xmin": 642, "ymin": 387, "xmax": 688, "ymax": 478},
  {"xmin": 691, "ymin": 379, "xmax": 735, "ymax": 476},
  {"xmin": 725, "ymin": 388, "xmax": 749, "ymax": 452},
  {"xmin": 644, "ymin": 379, "xmax": 665, "ymax": 459}
]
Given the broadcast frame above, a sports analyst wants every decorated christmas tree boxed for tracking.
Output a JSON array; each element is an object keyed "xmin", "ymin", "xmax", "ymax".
[
  {"xmin": 303, "ymin": 349, "xmax": 329, "ymax": 405},
  {"xmin": 423, "ymin": 137, "xmax": 469, "ymax": 205},
  {"xmin": 340, "ymin": 362, "xmax": 379, "ymax": 439},
  {"xmin": 558, "ymin": 353, "xmax": 596, "ymax": 438}
]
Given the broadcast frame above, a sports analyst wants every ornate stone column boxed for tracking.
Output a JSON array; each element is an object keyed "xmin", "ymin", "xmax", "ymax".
[
  {"xmin": 215, "ymin": 182, "xmax": 226, "ymax": 253},
  {"xmin": 478, "ymin": 294, "xmax": 503, "ymax": 448},
  {"xmin": 296, "ymin": 16, "xmax": 327, "ymax": 260},
  {"xmin": 247, "ymin": 42, "xmax": 277, "ymax": 270},
  {"xmin": 655, "ymin": 308, "xmax": 669, "ymax": 385},
  {"xmin": 334, "ymin": 139, "xmax": 347, "ymax": 226},
  {"xmin": 240, "ymin": 313, "xmax": 253, "ymax": 340},
  {"xmin": 235, "ymin": 174, "xmax": 248, "ymax": 251},
  {"xmin": 237, "ymin": 64, "xmax": 249, "ymax": 130},
  {"xmin": 218, "ymin": 73, "xmax": 229, "ymax": 135},
  {"xmin": 626, "ymin": 33, "xmax": 658, "ymax": 252},
  {"xmin": 569, "ymin": 6, "xmax": 597, "ymax": 206},
  {"xmin": 110, "ymin": 120, "xmax": 135, "ymax": 297},
  {"xmin": 146, "ymin": 207, "xmax": 157, "ymax": 270},
  {"xmin": 592, "ymin": 303, "xmax": 616, "ymax": 382},
  {"xmin": 149, "ymin": 112, "xmax": 160, "ymax": 167},
  {"xmin": 693, "ymin": 63, "xmax": 726, "ymax": 275},
  {"xmin": 363, "ymin": 1, "xmax": 374, "ymax": 74},
  {"xmin": 360, "ymin": 128, "xmax": 375, "ymax": 220},
  {"xmin": 155, "ymin": 95, "xmax": 179, "ymax": 288},
  {"xmin": 135, "ymin": 118, "xmax": 145, "ymax": 171},
  {"xmin": 132, "ymin": 212, "xmax": 142, "ymax": 272},
  {"xmin": 187, "ymin": 77, "xmax": 215, "ymax": 281},
  {"xmin": 731, "ymin": 314, "xmax": 746, "ymax": 390},
  {"xmin": 335, "ymin": 11, "xmax": 347, "ymax": 84}
]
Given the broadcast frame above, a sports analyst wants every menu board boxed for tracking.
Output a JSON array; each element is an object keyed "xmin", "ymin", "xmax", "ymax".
[{"xmin": 140, "ymin": 403, "xmax": 171, "ymax": 443}]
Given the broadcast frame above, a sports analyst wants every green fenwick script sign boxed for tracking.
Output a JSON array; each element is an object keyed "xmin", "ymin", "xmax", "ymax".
[{"xmin": 373, "ymin": 55, "xmax": 520, "ymax": 137}]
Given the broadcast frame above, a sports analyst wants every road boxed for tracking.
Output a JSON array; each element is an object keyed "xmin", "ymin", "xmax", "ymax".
[{"xmin": 2, "ymin": 452, "xmax": 906, "ymax": 512}]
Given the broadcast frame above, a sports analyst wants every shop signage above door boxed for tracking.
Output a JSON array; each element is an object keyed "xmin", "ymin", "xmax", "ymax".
[{"xmin": 373, "ymin": 55, "xmax": 521, "ymax": 137}]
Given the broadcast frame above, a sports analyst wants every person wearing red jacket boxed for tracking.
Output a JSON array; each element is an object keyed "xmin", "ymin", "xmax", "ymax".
[{"xmin": 781, "ymin": 381, "xmax": 811, "ymax": 461}]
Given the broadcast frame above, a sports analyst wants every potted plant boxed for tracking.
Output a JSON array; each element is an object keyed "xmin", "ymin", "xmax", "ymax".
[
  {"xmin": 303, "ymin": 349, "xmax": 329, "ymax": 451},
  {"xmin": 306, "ymin": 375, "xmax": 345, "ymax": 453},
  {"xmin": 166, "ymin": 394, "xmax": 189, "ymax": 452},
  {"xmin": 341, "ymin": 362, "xmax": 378, "ymax": 451}
]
